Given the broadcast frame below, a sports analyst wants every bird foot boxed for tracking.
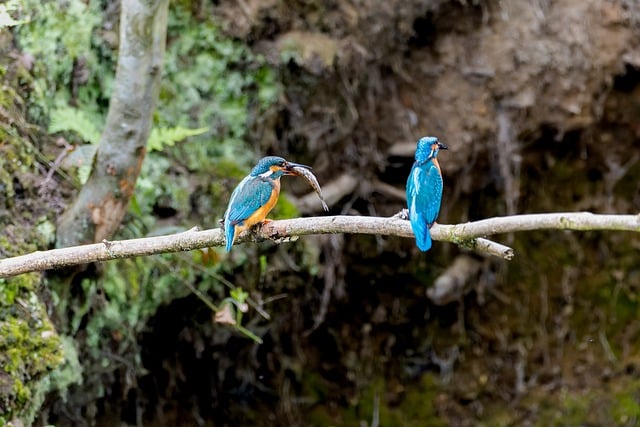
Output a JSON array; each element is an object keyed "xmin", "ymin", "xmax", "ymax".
[
  {"xmin": 255, "ymin": 219, "xmax": 299, "ymax": 245},
  {"xmin": 248, "ymin": 219, "xmax": 272, "ymax": 235},
  {"xmin": 393, "ymin": 209, "xmax": 410, "ymax": 220}
]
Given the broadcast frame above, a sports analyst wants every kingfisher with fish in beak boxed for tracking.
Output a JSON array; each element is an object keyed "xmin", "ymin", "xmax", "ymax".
[{"xmin": 223, "ymin": 156, "xmax": 317, "ymax": 251}]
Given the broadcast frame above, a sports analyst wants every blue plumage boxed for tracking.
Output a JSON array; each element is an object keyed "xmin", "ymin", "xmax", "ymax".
[
  {"xmin": 223, "ymin": 156, "xmax": 310, "ymax": 251},
  {"xmin": 224, "ymin": 175, "xmax": 276, "ymax": 251},
  {"xmin": 406, "ymin": 136, "xmax": 448, "ymax": 251}
]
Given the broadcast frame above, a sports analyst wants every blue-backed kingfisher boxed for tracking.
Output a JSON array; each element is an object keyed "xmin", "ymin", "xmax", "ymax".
[
  {"xmin": 223, "ymin": 156, "xmax": 311, "ymax": 251},
  {"xmin": 406, "ymin": 136, "xmax": 448, "ymax": 251}
]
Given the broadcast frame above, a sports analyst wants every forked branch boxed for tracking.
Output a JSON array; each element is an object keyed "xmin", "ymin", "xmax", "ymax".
[{"xmin": 0, "ymin": 212, "xmax": 638, "ymax": 278}]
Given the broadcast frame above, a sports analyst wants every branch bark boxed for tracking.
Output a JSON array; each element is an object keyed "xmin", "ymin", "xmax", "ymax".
[
  {"xmin": 1, "ymin": 212, "xmax": 639, "ymax": 278},
  {"xmin": 55, "ymin": 0, "xmax": 169, "ymax": 248}
]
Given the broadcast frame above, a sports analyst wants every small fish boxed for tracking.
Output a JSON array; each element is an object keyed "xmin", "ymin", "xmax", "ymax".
[{"xmin": 290, "ymin": 165, "xmax": 329, "ymax": 211}]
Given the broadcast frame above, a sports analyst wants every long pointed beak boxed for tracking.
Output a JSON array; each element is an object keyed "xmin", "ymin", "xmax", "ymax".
[
  {"xmin": 284, "ymin": 161, "xmax": 312, "ymax": 175},
  {"xmin": 438, "ymin": 142, "xmax": 448, "ymax": 150}
]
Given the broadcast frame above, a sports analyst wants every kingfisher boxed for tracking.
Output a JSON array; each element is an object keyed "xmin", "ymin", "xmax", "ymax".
[
  {"xmin": 406, "ymin": 136, "xmax": 448, "ymax": 251},
  {"xmin": 223, "ymin": 156, "xmax": 311, "ymax": 251}
]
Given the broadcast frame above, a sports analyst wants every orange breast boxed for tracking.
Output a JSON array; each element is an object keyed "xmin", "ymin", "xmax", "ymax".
[
  {"xmin": 234, "ymin": 179, "xmax": 281, "ymax": 236},
  {"xmin": 432, "ymin": 157, "xmax": 442, "ymax": 175}
]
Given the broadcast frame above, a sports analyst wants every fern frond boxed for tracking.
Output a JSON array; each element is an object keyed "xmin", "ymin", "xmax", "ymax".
[
  {"xmin": 148, "ymin": 126, "xmax": 208, "ymax": 152},
  {"xmin": 49, "ymin": 106, "xmax": 102, "ymax": 144}
]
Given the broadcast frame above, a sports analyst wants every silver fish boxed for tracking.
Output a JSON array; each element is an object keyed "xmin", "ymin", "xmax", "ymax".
[{"xmin": 291, "ymin": 165, "xmax": 329, "ymax": 211}]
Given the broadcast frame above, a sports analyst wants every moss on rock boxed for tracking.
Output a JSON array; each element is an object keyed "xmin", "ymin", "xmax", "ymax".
[
  {"xmin": 0, "ymin": 275, "xmax": 63, "ymax": 423},
  {"xmin": 0, "ymin": 28, "xmax": 66, "ymax": 423}
]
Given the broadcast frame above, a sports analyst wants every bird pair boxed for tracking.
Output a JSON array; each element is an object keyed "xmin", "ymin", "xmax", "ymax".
[{"xmin": 223, "ymin": 137, "xmax": 447, "ymax": 252}]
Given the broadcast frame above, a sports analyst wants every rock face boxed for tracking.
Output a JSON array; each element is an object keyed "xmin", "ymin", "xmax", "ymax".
[
  {"xmin": 197, "ymin": 0, "xmax": 640, "ymax": 424},
  {"xmin": 218, "ymin": 0, "xmax": 639, "ymax": 190}
]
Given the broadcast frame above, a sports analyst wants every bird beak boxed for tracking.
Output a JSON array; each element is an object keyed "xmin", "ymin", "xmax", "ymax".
[
  {"xmin": 284, "ymin": 161, "xmax": 312, "ymax": 175},
  {"xmin": 438, "ymin": 142, "xmax": 448, "ymax": 150}
]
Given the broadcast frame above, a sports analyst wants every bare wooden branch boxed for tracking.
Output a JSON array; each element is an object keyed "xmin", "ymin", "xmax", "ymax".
[
  {"xmin": 438, "ymin": 212, "xmax": 640, "ymax": 238},
  {"xmin": 428, "ymin": 255, "xmax": 482, "ymax": 305},
  {"xmin": 1, "ymin": 212, "xmax": 639, "ymax": 278},
  {"xmin": 387, "ymin": 141, "xmax": 417, "ymax": 157}
]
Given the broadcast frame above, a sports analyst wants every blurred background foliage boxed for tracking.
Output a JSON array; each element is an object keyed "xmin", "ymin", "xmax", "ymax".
[{"xmin": 4, "ymin": 0, "xmax": 290, "ymax": 423}]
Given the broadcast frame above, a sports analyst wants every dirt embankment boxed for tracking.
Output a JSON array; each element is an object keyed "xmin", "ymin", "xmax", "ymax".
[{"xmin": 196, "ymin": 0, "xmax": 640, "ymax": 424}]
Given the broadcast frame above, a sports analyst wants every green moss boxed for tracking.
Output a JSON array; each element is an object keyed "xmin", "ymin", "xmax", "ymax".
[
  {"xmin": 518, "ymin": 390, "xmax": 591, "ymax": 426},
  {"xmin": 611, "ymin": 393, "xmax": 640, "ymax": 424},
  {"xmin": 21, "ymin": 336, "xmax": 83, "ymax": 424},
  {"xmin": 12, "ymin": 380, "xmax": 30, "ymax": 406},
  {"xmin": 306, "ymin": 374, "xmax": 446, "ymax": 426},
  {"xmin": 381, "ymin": 374, "xmax": 447, "ymax": 426},
  {"xmin": 0, "ymin": 107, "xmax": 37, "ymax": 213},
  {"xmin": 0, "ymin": 275, "xmax": 64, "ymax": 421},
  {"xmin": 0, "ymin": 25, "xmax": 69, "ymax": 422},
  {"xmin": 493, "ymin": 378, "xmax": 640, "ymax": 426}
]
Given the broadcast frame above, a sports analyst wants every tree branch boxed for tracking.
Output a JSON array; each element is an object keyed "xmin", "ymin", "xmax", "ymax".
[
  {"xmin": 1, "ymin": 212, "xmax": 639, "ymax": 278},
  {"xmin": 440, "ymin": 212, "xmax": 640, "ymax": 237}
]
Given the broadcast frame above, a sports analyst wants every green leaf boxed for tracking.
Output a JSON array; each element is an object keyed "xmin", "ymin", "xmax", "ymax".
[
  {"xmin": 49, "ymin": 106, "xmax": 102, "ymax": 144},
  {"xmin": 147, "ymin": 126, "xmax": 209, "ymax": 152},
  {"xmin": 230, "ymin": 287, "xmax": 248, "ymax": 303}
]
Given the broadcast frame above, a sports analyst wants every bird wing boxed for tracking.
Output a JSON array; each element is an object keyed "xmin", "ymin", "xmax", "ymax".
[
  {"xmin": 406, "ymin": 161, "xmax": 443, "ymax": 249},
  {"xmin": 225, "ymin": 176, "xmax": 275, "ymax": 225},
  {"xmin": 416, "ymin": 161, "xmax": 443, "ymax": 226}
]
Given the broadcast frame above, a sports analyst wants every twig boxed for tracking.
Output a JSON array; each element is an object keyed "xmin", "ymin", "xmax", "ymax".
[
  {"xmin": 427, "ymin": 255, "xmax": 482, "ymax": 305},
  {"xmin": 387, "ymin": 141, "xmax": 417, "ymax": 157},
  {"xmin": 0, "ymin": 212, "xmax": 638, "ymax": 278},
  {"xmin": 372, "ymin": 179, "xmax": 407, "ymax": 201}
]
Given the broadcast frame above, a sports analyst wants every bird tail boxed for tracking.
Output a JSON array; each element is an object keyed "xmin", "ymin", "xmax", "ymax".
[
  {"xmin": 225, "ymin": 222, "xmax": 236, "ymax": 252},
  {"xmin": 415, "ymin": 229, "xmax": 432, "ymax": 252},
  {"xmin": 410, "ymin": 214, "xmax": 432, "ymax": 251}
]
